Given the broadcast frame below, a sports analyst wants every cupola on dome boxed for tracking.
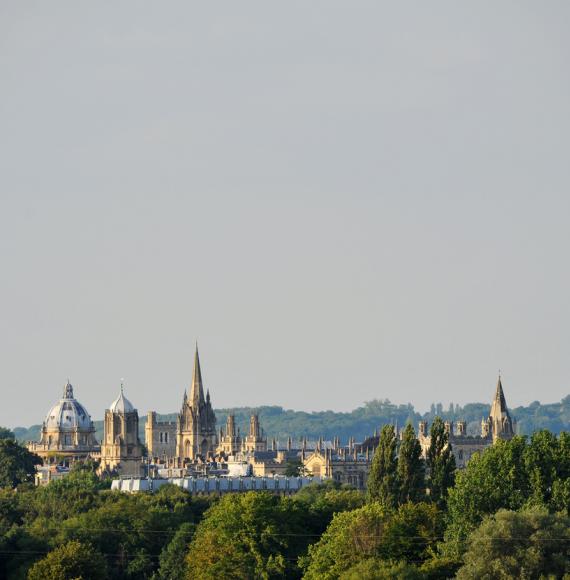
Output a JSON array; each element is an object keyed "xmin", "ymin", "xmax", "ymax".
[{"xmin": 109, "ymin": 384, "xmax": 135, "ymax": 414}]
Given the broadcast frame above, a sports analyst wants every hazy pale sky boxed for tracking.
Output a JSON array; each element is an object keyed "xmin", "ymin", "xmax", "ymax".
[{"xmin": 1, "ymin": 1, "xmax": 569, "ymax": 428}]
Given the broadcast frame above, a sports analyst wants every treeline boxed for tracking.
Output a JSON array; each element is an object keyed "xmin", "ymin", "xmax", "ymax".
[
  {"xmin": 14, "ymin": 394, "xmax": 570, "ymax": 443},
  {"xmin": 0, "ymin": 424, "xmax": 569, "ymax": 578}
]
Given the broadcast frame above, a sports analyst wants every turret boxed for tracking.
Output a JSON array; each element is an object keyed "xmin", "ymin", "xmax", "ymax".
[{"xmin": 418, "ymin": 420, "xmax": 428, "ymax": 437}]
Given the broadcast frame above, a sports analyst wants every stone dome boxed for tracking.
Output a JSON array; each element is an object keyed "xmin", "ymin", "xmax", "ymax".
[
  {"xmin": 44, "ymin": 382, "xmax": 93, "ymax": 431},
  {"xmin": 109, "ymin": 386, "xmax": 135, "ymax": 414}
]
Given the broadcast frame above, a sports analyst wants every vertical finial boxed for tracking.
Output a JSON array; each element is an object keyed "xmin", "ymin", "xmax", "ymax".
[{"xmin": 120, "ymin": 378, "xmax": 124, "ymax": 394}]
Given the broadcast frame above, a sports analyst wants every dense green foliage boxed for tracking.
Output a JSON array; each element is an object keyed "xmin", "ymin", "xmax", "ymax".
[
  {"xmin": 426, "ymin": 418, "xmax": 456, "ymax": 508},
  {"xmin": 13, "ymin": 394, "xmax": 570, "ymax": 443},
  {"xmin": 397, "ymin": 424, "xmax": 425, "ymax": 504},
  {"xmin": 27, "ymin": 540, "xmax": 109, "ymax": 580},
  {"xmin": 0, "ymin": 439, "xmax": 41, "ymax": 488},
  {"xmin": 444, "ymin": 431, "xmax": 570, "ymax": 555},
  {"xmin": 456, "ymin": 509, "xmax": 570, "ymax": 579},
  {"xmin": 0, "ymin": 427, "xmax": 568, "ymax": 578},
  {"xmin": 367, "ymin": 425, "xmax": 398, "ymax": 507},
  {"xmin": 0, "ymin": 427, "xmax": 15, "ymax": 441},
  {"xmin": 302, "ymin": 502, "xmax": 440, "ymax": 579}
]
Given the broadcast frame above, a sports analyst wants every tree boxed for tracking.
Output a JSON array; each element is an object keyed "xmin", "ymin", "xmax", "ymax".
[
  {"xmin": 397, "ymin": 424, "xmax": 425, "ymax": 504},
  {"xmin": 158, "ymin": 522, "xmax": 195, "ymax": 579},
  {"xmin": 367, "ymin": 424, "xmax": 398, "ymax": 508},
  {"xmin": 27, "ymin": 540, "xmax": 109, "ymax": 580},
  {"xmin": 426, "ymin": 417, "xmax": 455, "ymax": 508},
  {"xmin": 185, "ymin": 492, "xmax": 306, "ymax": 579},
  {"xmin": 444, "ymin": 433, "xmax": 570, "ymax": 556},
  {"xmin": 456, "ymin": 509, "xmax": 570, "ymax": 579},
  {"xmin": 302, "ymin": 502, "xmax": 440, "ymax": 579},
  {"xmin": 0, "ymin": 439, "xmax": 41, "ymax": 488},
  {"xmin": 0, "ymin": 427, "xmax": 14, "ymax": 441},
  {"xmin": 524, "ymin": 429, "xmax": 570, "ymax": 511},
  {"xmin": 284, "ymin": 457, "xmax": 303, "ymax": 476},
  {"xmin": 340, "ymin": 559, "xmax": 422, "ymax": 579}
]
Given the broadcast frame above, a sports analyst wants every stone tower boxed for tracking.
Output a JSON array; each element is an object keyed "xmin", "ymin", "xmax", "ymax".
[
  {"xmin": 176, "ymin": 345, "xmax": 217, "ymax": 460},
  {"xmin": 489, "ymin": 375, "xmax": 515, "ymax": 442},
  {"xmin": 99, "ymin": 384, "xmax": 143, "ymax": 476},
  {"xmin": 242, "ymin": 413, "xmax": 267, "ymax": 453},
  {"xmin": 218, "ymin": 414, "xmax": 242, "ymax": 456}
]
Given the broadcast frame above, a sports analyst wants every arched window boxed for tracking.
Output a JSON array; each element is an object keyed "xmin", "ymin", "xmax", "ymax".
[{"xmin": 160, "ymin": 433, "xmax": 163, "ymax": 443}]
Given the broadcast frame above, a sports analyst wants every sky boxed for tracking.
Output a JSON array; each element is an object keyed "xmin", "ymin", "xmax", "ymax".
[{"xmin": 1, "ymin": 1, "xmax": 569, "ymax": 428}]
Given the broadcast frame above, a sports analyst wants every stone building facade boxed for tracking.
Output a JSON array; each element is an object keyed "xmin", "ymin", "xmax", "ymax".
[{"xmin": 303, "ymin": 447, "xmax": 372, "ymax": 489}]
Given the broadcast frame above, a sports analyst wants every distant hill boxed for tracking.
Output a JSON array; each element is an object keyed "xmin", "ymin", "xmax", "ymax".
[{"xmin": 13, "ymin": 395, "xmax": 570, "ymax": 444}]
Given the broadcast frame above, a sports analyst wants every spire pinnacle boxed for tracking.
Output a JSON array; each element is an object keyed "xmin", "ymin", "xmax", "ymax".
[
  {"xmin": 190, "ymin": 344, "xmax": 205, "ymax": 406},
  {"xmin": 63, "ymin": 380, "xmax": 74, "ymax": 399}
]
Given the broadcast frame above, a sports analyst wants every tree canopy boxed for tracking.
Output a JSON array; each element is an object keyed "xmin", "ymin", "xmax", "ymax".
[
  {"xmin": 27, "ymin": 540, "xmax": 109, "ymax": 580},
  {"xmin": 0, "ymin": 439, "xmax": 41, "ymax": 488},
  {"xmin": 456, "ymin": 509, "xmax": 570, "ymax": 579}
]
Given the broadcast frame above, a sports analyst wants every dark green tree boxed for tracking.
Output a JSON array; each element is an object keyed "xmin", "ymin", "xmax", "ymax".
[
  {"xmin": 367, "ymin": 424, "xmax": 398, "ymax": 508},
  {"xmin": 158, "ymin": 522, "xmax": 195, "ymax": 579},
  {"xmin": 340, "ymin": 559, "xmax": 422, "ymax": 579},
  {"xmin": 27, "ymin": 540, "xmax": 109, "ymax": 580},
  {"xmin": 0, "ymin": 427, "xmax": 14, "ymax": 441},
  {"xmin": 426, "ymin": 417, "xmax": 455, "ymax": 508},
  {"xmin": 0, "ymin": 439, "xmax": 41, "ymax": 488},
  {"xmin": 456, "ymin": 509, "xmax": 570, "ymax": 579},
  {"xmin": 524, "ymin": 429, "xmax": 570, "ymax": 511},
  {"xmin": 185, "ymin": 492, "xmax": 307, "ymax": 579},
  {"xmin": 444, "ymin": 431, "xmax": 570, "ymax": 556},
  {"xmin": 397, "ymin": 424, "xmax": 425, "ymax": 504},
  {"xmin": 284, "ymin": 457, "xmax": 303, "ymax": 476},
  {"xmin": 302, "ymin": 502, "xmax": 440, "ymax": 579}
]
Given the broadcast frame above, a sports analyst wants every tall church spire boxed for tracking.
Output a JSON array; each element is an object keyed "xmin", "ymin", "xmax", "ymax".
[
  {"xmin": 490, "ymin": 375, "xmax": 508, "ymax": 417},
  {"xmin": 190, "ymin": 343, "xmax": 205, "ymax": 407},
  {"xmin": 489, "ymin": 374, "xmax": 514, "ymax": 441}
]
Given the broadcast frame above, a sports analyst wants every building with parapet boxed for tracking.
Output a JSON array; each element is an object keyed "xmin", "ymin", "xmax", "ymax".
[
  {"xmin": 27, "ymin": 381, "xmax": 99, "ymax": 465},
  {"xmin": 145, "ymin": 412, "xmax": 177, "ymax": 458},
  {"xmin": 99, "ymin": 384, "xmax": 143, "ymax": 477}
]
